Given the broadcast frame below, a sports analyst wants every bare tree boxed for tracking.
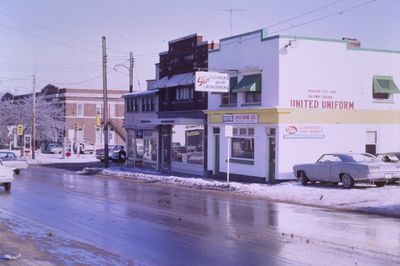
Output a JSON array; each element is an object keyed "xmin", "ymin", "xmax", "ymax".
[{"xmin": 1, "ymin": 94, "xmax": 65, "ymax": 143}]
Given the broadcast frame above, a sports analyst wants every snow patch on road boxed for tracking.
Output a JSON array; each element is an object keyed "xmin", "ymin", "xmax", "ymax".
[{"xmin": 84, "ymin": 166, "xmax": 400, "ymax": 218}]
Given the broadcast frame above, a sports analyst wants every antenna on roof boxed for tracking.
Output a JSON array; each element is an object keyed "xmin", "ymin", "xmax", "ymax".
[{"xmin": 220, "ymin": 8, "xmax": 246, "ymax": 36}]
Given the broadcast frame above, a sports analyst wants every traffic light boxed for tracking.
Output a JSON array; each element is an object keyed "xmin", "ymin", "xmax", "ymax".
[
  {"xmin": 95, "ymin": 115, "xmax": 101, "ymax": 127},
  {"xmin": 74, "ymin": 122, "xmax": 80, "ymax": 130},
  {"xmin": 17, "ymin": 124, "xmax": 24, "ymax": 136}
]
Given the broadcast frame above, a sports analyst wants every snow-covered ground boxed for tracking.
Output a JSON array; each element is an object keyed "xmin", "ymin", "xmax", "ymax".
[
  {"xmin": 80, "ymin": 166, "xmax": 400, "ymax": 218},
  {"xmin": 26, "ymin": 151, "xmax": 98, "ymax": 164},
  {"xmin": 1, "ymin": 149, "xmax": 98, "ymax": 164}
]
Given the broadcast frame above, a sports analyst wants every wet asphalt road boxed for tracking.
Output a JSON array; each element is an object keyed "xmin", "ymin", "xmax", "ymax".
[{"xmin": 1, "ymin": 165, "xmax": 400, "ymax": 265}]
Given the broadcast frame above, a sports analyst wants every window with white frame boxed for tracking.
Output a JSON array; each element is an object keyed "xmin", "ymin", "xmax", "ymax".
[
  {"xmin": 76, "ymin": 103, "xmax": 84, "ymax": 116},
  {"xmin": 231, "ymin": 127, "xmax": 255, "ymax": 159},
  {"xmin": 109, "ymin": 103, "xmax": 115, "ymax": 118},
  {"xmin": 176, "ymin": 87, "xmax": 193, "ymax": 100},
  {"xmin": 96, "ymin": 104, "xmax": 102, "ymax": 116},
  {"xmin": 221, "ymin": 77, "xmax": 238, "ymax": 105}
]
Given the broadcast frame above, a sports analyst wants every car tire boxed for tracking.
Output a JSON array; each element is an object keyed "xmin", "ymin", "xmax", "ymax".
[
  {"xmin": 342, "ymin": 174, "xmax": 354, "ymax": 189},
  {"xmin": 14, "ymin": 169, "xmax": 20, "ymax": 175},
  {"xmin": 375, "ymin": 181, "xmax": 386, "ymax": 187},
  {"xmin": 4, "ymin": 183, "xmax": 11, "ymax": 191},
  {"xmin": 299, "ymin": 171, "xmax": 309, "ymax": 186}
]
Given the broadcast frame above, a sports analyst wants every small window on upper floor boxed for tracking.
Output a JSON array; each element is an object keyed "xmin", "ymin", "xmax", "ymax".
[
  {"xmin": 221, "ymin": 77, "xmax": 238, "ymax": 106},
  {"xmin": 76, "ymin": 103, "xmax": 84, "ymax": 116},
  {"xmin": 372, "ymin": 75, "xmax": 399, "ymax": 103},
  {"xmin": 232, "ymin": 74, "xmax": 262, "ymax": 104}
]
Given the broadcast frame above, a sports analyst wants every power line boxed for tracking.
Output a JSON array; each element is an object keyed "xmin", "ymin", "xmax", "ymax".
[
  {"xmin": 0, "ymin": 12, "xmax": 129, "ymax": 56},
  {"xmin": 218, "ymin": 0, "xmax": 377, "ymax": 47},
  {"xmin": 266, "ymin": 0, "xmax": 346, "ymax": 28},
  {"xmin": 36, "ymin": 70, "xmax": 113, "ymax": 86},
  {"xmin": 269, "ymin": 0, "xmax": 377, "ymax": 35},
  {"xmin": 0, "ymin": 23, "xmax": 100, "ymax": 56}
]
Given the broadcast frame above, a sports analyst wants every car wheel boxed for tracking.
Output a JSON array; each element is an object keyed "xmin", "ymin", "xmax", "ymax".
[
  {"xmin": 14, "ymin": 169, "xmax": 20, "ymax": 175},
  {"xmin": 4, "ymin": 183, "xmax": 11, "ymax": 191},
  {"xmin": 299, "ymin": 171, "xmax": 309, "ymax": 186},
  {"xmin": 375, "ymin": 181, "xmax": 386, "ymax": 187},
  {"xmin": 342, "ymin": 174, "xmax": 354, "ymax": 189}
]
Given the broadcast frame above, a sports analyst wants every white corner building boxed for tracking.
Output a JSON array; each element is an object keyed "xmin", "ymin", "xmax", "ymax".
[{"xmin": 207, "ymin": 29, "xmax": 400, "ymax": 183}]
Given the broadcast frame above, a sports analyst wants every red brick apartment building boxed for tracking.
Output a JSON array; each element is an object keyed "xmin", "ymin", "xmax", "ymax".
[{"xmin": 4, "ymin": 85, "xmax": 126, "ymax": 148}]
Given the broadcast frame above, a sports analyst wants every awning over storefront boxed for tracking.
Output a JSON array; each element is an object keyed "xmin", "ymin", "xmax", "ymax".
[
  {"xmin": 152, "ymin": 76, "xmax": 169, "ymax": 89},
  {"xmin": 373, "ymin": 76, "xmax": 400, "ymax": 94},
  {"xmin": 152, "ymin": 73, "xmax": 194, "ymax": 89},
  {"xmin": 123, "ymin": 89, "xmax": 159, "ymax": 98},
  {"xmin": 232, "ymin": 74, "xmax": 261, "ymax": 93},
  {"xmin": 164, "ymin": 73, "xmax": 194, "ymax": 87}
]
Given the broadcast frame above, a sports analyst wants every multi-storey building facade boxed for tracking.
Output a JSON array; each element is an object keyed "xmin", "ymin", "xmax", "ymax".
[
  {"xmin": 2, "ymin": 85, "xmax": 126, "ymax": 148},
  {"xmin": 124, "ymin": 34, "xmax": 218, "ymax": 175},
  {"xmin": 207, "ymin": 29, "xmax": 400, "ymax": 183}
]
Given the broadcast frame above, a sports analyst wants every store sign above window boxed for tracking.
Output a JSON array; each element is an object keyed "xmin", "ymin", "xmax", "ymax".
[
  {"xmin": 222, "ymin": 114, "xmax": 258, "ymax": 124},
  {"xmin": 195, "ymin": 71, "xmax": 229, "ymax": 93}
]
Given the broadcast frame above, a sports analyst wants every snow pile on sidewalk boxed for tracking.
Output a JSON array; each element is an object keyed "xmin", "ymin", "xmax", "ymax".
[
  {"xmin": 81, "ymin": 166, "xmax": 400, "ymax": 218},
  {"xmin": 27, "ymin": 152, "xmax": 98, "ymax": 164}
]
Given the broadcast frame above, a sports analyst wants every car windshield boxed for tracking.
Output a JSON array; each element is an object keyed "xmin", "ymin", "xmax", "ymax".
[
  {"xmin": 0, "ymin": 152, "xmax": 17, "ymax": 159},
  {"xmin": 338, "ymin": 154, "xmax": 377, "ymax": 163},
  {"xmin": 49, "ymin": 144, "xmax": 61, "ymax": 147}
]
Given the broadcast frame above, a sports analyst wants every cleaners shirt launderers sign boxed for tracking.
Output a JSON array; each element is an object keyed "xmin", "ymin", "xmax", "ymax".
[{"xmin": 195, "ymin": 71, "xmax": 229, "ymax": 93}]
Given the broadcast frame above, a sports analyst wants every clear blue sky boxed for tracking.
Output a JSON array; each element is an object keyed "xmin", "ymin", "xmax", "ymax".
[{"xmin": 0, "ymin": 0, "xmax": 399, "ymax": 94}]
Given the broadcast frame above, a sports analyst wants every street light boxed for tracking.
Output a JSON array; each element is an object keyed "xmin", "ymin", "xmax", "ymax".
[{"xmin": 114, "ymin": 51, "xmax": 134, "ymax": 93}]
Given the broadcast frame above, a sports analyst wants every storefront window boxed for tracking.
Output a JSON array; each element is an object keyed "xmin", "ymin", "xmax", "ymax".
[
  {"xmin": 231, "ymin": 137, "xmax": 254, "ymax": 159},
  {"xmin": 136, "ymin": 138, "xmax": 143, "ymax": 159},
  {"xmin": 172, "ymin": 125, "xmax": 204, "ymax": 165},
  {"xmin": 143, "ymin": 134, "xmax": 157, "ymax": 162},
  {"xmin": 231, "ymin": 127, "xmax": 255, "ymax": 159}
]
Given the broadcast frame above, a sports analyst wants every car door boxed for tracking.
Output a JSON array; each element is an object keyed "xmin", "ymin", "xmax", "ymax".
[{"xmin": 313, "ymin": 155, "xmax": 336, "ymax": 182}]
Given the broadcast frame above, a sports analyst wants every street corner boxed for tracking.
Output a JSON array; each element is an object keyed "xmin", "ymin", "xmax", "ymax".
[{"xmin": 0, "ymin": 223, "xmax": 55, "ymax": 266}]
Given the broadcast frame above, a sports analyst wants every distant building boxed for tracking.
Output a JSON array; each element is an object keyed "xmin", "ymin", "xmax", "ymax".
[{"xmin": 1, "ymin": 85, "xmax": 126, "ymax": 148}]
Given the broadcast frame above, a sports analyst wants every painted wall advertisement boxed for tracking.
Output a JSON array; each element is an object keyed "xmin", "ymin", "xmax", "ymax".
[
  {"xmin": 283, "ymin": 125, "xmax": 324, "ymax": 139},
  {"xmin": 290, "ymin": 89, "xmax": 355, "ymax": 110}
]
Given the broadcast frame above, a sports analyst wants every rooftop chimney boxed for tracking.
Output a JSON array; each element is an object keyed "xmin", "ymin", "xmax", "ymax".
[{"xmin": 342, "ymin": 37, "xmax": 361, "ymax": 48}]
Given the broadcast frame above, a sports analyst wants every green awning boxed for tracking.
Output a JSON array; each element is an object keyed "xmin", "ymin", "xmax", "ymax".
[
  {"xmin": 232, "ymin": 74, "xmax": 261, "ymax": 93},
  {"xmin": 373, "ymin": 76, "xmax": 400, "ymax": 94}
]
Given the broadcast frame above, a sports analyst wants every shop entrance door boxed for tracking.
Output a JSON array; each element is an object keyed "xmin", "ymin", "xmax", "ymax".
[
  {"xmin": 214, "ymin": 134, "xmax": 220, "ymax": 174},
  {"xmin": 268, "ymin": 136, "xmax": 276, "ymax": 183},
  {"xmin": 161, "ymin": 126, "xmax": 171, "ymax": 171}
]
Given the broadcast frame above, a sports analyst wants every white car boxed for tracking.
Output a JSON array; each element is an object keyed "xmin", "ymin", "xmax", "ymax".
[
  {"xmin": 0, "ymin": 151, "xmax": 28, "ymax": 174},
  {"xmin": 0, "ymin": 160, "xmax": 13, "ymax": 191}
]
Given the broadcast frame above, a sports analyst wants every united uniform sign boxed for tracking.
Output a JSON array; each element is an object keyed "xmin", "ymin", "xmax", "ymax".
[{"xmin": 195, "ymin": 71, "xmax": 229, "ymax": 93}]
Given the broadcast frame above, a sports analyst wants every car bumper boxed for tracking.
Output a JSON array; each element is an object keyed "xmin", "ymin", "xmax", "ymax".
[{"xmin": 354, "ymin": 172, "xmax": 397, "ymax": 183}]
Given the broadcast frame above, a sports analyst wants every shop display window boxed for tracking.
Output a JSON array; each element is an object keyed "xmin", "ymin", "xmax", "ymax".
[
  {"xmin": 172, "ymin": 125, "xmax": 204, "ymax": 165},
  {"xmin": 231, "ymin": 137, "xmax": 254, "ymax": 159},
  {"xmin": 143, "ymin": 138, "xmax": 157, "ymax": 162}
]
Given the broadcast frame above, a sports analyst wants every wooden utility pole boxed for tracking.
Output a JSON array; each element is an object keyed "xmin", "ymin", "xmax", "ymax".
[
  {"xmin": 31, "ymin": 72, "xmax": 36, "ymax": 159},
  {"xmin": 129, "ymin": 51, "xmax": 134, "ymax": 93},
  {"xmin": 102, "ymin": 36, "xmax": 109, "ymax": 168}
]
